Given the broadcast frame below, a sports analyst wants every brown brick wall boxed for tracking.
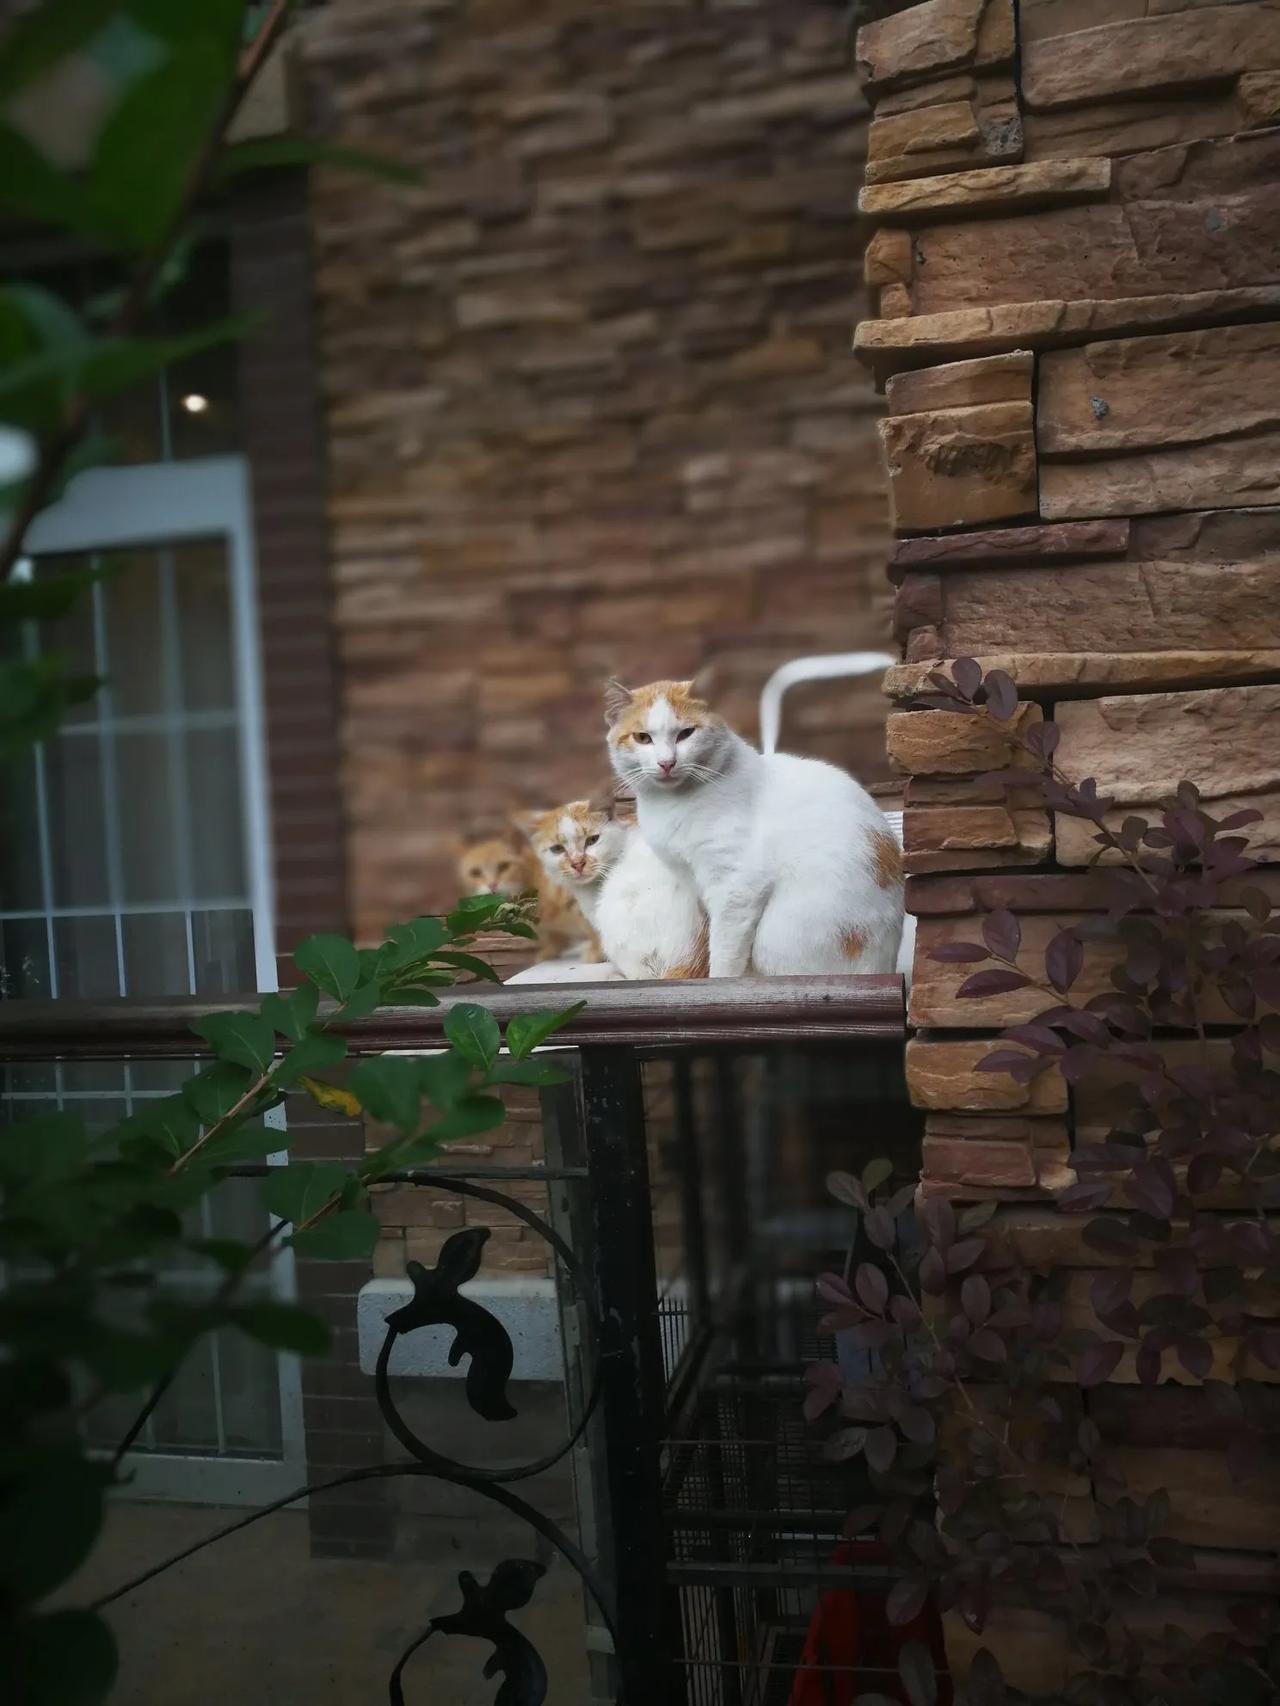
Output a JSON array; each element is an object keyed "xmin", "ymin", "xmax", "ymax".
[
  {"xmin": 230, "ymin": 174, "xmax": 350, "ymax": 970},
  {"xmin": 297, "ymin": 0, "xmax": 891, "ymax": 938}
]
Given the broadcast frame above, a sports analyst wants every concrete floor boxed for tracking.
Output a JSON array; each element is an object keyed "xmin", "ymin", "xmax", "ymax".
[{"xmin": 68, "ymin": 1499, "xmax": 593, "ymax": 1704}]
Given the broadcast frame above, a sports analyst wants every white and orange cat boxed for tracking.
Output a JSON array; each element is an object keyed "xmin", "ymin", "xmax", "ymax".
[
  {"xmin": 605, "ymin": 679, "xmax": 903, "ymax": 977},
  {"xmin": 516, "ymin": 799, "xmax": 707, "ymax": 980},
  {"xmin": 456, "ymin": 831, "xmax": 599, "ymax": 963}
]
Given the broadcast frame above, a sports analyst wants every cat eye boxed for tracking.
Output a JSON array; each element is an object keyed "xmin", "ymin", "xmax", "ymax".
[
  {"xmin": 550, "ymin": 844, "xmax": 565, "ymax": 855},
  {"xmin": 469, "ymin": 868, "xmax": 481, "ymax": 879},
  {"xmin": 585, "ymin": 834, "xmax": 599, "ymax": 846},
  {"xmin": 676, "ymin": 727, "xmax": 695, "ymax": 741},
  {"xmin": 496, "ymin": 861, "xmax": 510, "ymax": 874},
  {"xmin": 632, "ymin": 731, "xmax": 652, "ymax": 745}
]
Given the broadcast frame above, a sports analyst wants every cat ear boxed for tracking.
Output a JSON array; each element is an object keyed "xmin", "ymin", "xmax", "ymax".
[
  {"xmin": 603, "ymin": 678, "xmax": 634, "ymax": 726},
  {"xmin": 585, "ymin": 784, "xmax": 617, "ymax": 819},
  {"xmin": 688, "ymin": 664, "xmax": 717, "ymax": 704}
]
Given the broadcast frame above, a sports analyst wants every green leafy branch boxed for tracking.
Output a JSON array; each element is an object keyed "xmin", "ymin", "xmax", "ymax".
[
  {"xmin": 0, "ymin": 0, "xmax": 420, "ymax": 752},
  {"xmin": 1, "ymin": 892, "xmax": 581, "ymax": 1704}
]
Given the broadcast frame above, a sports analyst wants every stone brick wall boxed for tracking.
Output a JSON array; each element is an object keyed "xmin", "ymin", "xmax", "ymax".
[
  {"xmin": 296, "ymin": 0, "xmax": 891, "ymax": 936},
  {"xmin": 855, "ymin": 0, "xmax": 1280, "ymax": 1687}
]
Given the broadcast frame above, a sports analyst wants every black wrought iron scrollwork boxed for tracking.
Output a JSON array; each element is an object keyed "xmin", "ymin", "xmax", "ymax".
[
  {"xmin": 389, "ymin": 1560, "xmax": 548, "ymax": 1706},
  {"xmin": 374, "ymin": 1177, "xmax": 602, "ymax": 1485},
  {"xmin": 386, "ymin": 1228, "xmax": 516, "ymax": 1421},
  {"xmin": 91, "ymin": 1173, "xmax": 622, "ymax": 1705}
]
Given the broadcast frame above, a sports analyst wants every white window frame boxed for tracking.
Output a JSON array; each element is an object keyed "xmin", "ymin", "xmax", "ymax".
[{"xmin": 23, "ymin": 455, "xmax": 307, "ymax": 1505}]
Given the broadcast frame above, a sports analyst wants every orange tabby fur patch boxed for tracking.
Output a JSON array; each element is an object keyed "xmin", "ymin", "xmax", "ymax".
[
  {"xmin": 872, "ymin": 827, "xmax": 903, "ymax": 890},
  {"xmin": 457, "ymin": 834, "xmax": 535, "ymax": 900},
  {"xmin": 667, "ymin": 917, "xmax": 709, "ymax": 980},
  {"xmin": 458, "ymin": 829, "xmax": 596, "ymax": 963},
  {"xmin": 840, "ymin": 925, "xmax": 866, "ymax": 959},
  {"xmin": 608, "ymin": 680, "xmax": 714, "ymax": 745}
]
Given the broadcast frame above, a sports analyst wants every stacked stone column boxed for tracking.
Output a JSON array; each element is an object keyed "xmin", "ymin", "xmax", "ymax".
[{"xmin": 856, "ymin": 0, "xmax": 1280, "ymax": 1686}]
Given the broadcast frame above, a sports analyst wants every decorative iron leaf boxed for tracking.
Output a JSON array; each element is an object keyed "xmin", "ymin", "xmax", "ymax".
[
  {"xmin": 413, "ymin": 1561, "xmax": 547, "ymax": 1706},
  {"xmin": 387, "ymin": 1229, "xmax": 517, "ymax": 1422}
]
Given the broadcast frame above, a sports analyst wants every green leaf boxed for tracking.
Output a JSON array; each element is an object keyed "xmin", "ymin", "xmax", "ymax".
[
  {"xmin": 0, "ymin": 315, "xmax": 257, "ymax": 413},
  {"xmin": 0, "ymin": 656, "xmax": 98, "ymax": 754},
  {"xmin": 419, "ymin": 1093, "xmax": 506, "ymax": 1146},
  {"xmin": 200, "ymin": 1122, "xmax": 284, "ymax": 1167},
  {"xmin": 0, "ymin": 1112, "xmax": 87, "ymax": 1185},
  {"xmin": 127, "ymin": 0, "xmax": 245, "ymax": 65},
  {"xmin": 81, "ymin": 1323, "xmax": 184, "ymax": 1390},
  {"xmin": 186, "ymin": 1237, "xmax": 254, "ymax": 1273},
  {"xmin": 272, "ymin": 1027, "xmax": 347, "ymax": 1087},
  {"xmin": 11, "ymin": 1607, "xmax": 118, "ymax": 1706},
  {"xmin": 381, "ymin": 915, "xmax": 451, "ymax": 971},
  {"xmin": 505, "ymin": 1001, "xmax": 584, "ymax": 1060},
  {"xmin": 0, "ymin": 563, "xmax": 104, "ymax": 624},
  {"xmin": 446, "ymin": 892, "xmax": 508, "ymax": 933},
  {"xmin": 489, "ymin": 1058, "xmax": 571, "ymax": 1088},
  {"xmin": 294, "ymin": 933, "xmax": 360, "ymax": 1001},
  {"xmin": 429, "ymin": 949, "xmax": 501, "ymax": 984},
  {"xmin": 290, "ymin": 1208, "xmax": 379, "ymax": 1260},
  {"xmin": 113, "ymin": 1093, "xmax": 200, "ymax": 1157},
  {"xmin": 416, "ymin": 1051, "xmax": 472, "ymax": 1111},
  {"xmin": 90, "ymin": 38, "xmax": 228, "ymax": 250},
  {"xmin": 261, "ymin": 1161, "xmax": 347, "ymax": 1227},
  {"xmin": 182, "ymin": 1060, "xmax": 254, "ymax": 1125},
  {"xmin": 0, "ymin": 0, "xmax": 123, "ymax": 103},
  {"xmin": 229, "ymin": 1301, "xmax": 332, "ymax": 1357},
  {"xmin": 192, "ymin": 1009, "xmax": 276, "ymax": 1074},
  {"xmin": 386, "ymin": 984, "xmax": 442, "ymax": 1006},
  {"xmin": 3, "ymin": 279, "xmax": 84, "ymax": 343},
  {"xmin": 336, "ymin": 979, "xmax": 382, "ymax": 1021},
  {"xmin": 218, "ymin": 135, "xmax": 420, "ymax": 186},
  {"xmin": 349, "ymin": 1056, "xmax": 421, "ymax": 1134},
  {"xmin": 444, "ymin": 1002, "xmax": 502, "ymax": 1072},
  {"xmin": 261, "ymin": 981, "xmax": 319, "ymax": 1042},
  {"xmin": 0, "ymin": 1448, "xmax": 109, "ymax": 1602}
]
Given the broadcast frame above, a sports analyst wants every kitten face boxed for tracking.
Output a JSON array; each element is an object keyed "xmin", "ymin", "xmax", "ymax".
[
  {"xmin": 517, "ymin": 801, "xmax": 626, "ymax": 888},
  {"xmin": 457, "ymin": 835, "xmax": 529, "ymax": 898},
  {"xmin": 605, "ymin": 679, "xmax": 725, "ymax": 790}
]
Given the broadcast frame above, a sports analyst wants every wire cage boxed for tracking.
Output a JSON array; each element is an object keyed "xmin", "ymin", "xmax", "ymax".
[{"xmin": 633, "ymin": 1044, "xmax": 940, "ymax": 1706}]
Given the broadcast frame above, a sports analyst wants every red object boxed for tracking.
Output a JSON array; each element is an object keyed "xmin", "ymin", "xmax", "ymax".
[{"xmin": 787, "ymin": 1541, "xmax": 951, "ymax": 1706}]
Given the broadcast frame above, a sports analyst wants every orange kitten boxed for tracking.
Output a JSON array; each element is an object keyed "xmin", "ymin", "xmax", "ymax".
[
  {"xmin": 516, "ymin": 798, "xmax": 707, "ymax": 980},
  {"xmin": 456, "ymin": 830, "xmax": 600, "ymax": 964}
]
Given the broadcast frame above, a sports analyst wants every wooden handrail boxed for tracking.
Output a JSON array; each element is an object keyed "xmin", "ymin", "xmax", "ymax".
[{"xmin": 0, "ymin": 974, "xmax": 906, "ymax": 1060}]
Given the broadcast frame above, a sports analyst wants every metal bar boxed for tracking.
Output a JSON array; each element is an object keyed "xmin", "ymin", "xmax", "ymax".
[
  {"xmin": 21, "ymin": 612, "xmax": 61, "ymax": 1000},
  {"xmin": 0, "ymin": 975, "xmax": 906, "ymax": 1059},
  {"xmin": 0, "ymin": 899, "xmax": 251, "ymax": 921},
  {"xmin": 580, "ymin": 1046, "xmax": 675, "ymax": 1704},
  {"xmin": 42, "ymin": 709, "xmax": 239, "ymax": 736},
  {"xmin": 672, "ymin": 1055, "xmax": 711, "ymax": 1326},
  {"xmin": 89, "ymin": 572, "xmax": 129, "ymax": 1000},
  {"xmin": 157, "ymin": 545, "xmax": 199, "ymax": 1001}
]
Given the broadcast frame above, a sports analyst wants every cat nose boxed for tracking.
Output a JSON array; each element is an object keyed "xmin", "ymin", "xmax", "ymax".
[
  {"xmin": 571, "ymin": 856, "xmax": 586, "ymax": 874},
  {"xmin": 658, "ymin": 756, "xmax": 676, "ymax": 774}
]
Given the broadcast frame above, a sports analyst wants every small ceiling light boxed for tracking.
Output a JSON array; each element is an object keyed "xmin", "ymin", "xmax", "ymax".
[{"xmin": 180, "ymin": 393, "xmax": 210, "ymax": 414}]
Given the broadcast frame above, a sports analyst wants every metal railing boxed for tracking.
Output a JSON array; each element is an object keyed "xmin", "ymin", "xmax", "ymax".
[{"xmin": 2, "ymin": 974, "xmax": 915, "ymax": 1705}]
